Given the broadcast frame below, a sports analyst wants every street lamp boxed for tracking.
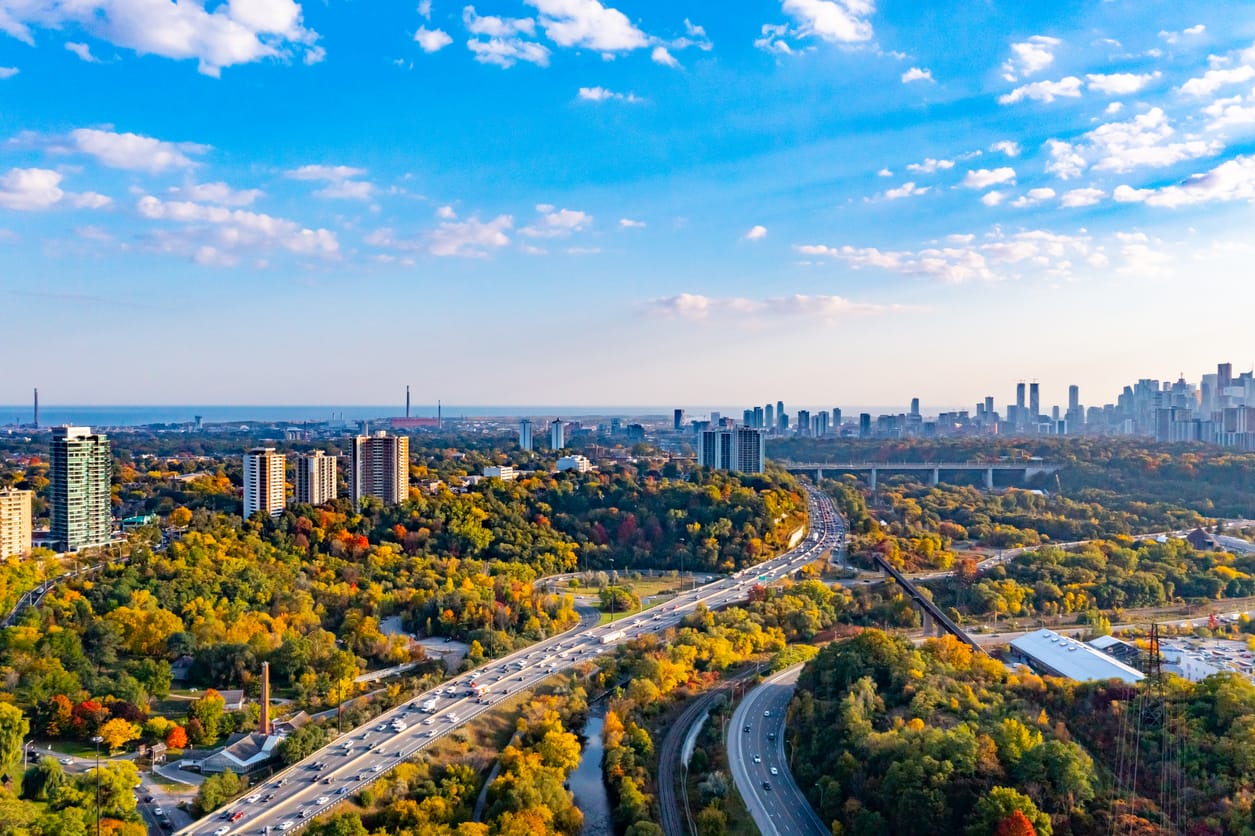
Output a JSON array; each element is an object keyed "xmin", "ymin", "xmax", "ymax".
[{"xmin": 92, "ymin": 734, "xmax": 103, "ymax": 836}]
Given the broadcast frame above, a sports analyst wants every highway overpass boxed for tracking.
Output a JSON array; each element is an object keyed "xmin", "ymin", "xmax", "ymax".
[{"xmin": 779, "ymin": 460, "xmax": 1062, "ymax": 490}]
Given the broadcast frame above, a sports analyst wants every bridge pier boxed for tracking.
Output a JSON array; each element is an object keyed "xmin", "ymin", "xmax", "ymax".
[
  {"xmin": 984, "ymin": 468, "xmax": 994, "ymax": 490},
  {"xmin": 931, "ymin": 467, "xmax": 940, "ymax": 487},
  {"xmin": 815, "ymin": 468, "xmax": 823, "ymax": 481},
  {"xmin": 869, "ymin": 468, "xmax": 877, "ymax": 491},
  {"xmin": 920, "ymin": 607, "xmax": 932, "ymax": 635}
]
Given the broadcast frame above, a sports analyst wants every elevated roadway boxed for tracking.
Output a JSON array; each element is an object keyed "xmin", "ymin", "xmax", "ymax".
[
  {"xmin": 177, "ymin": 485, "xmax": 844, "ymax": 836},
  {"xmin": 780, "ymin": 460, "xmax": 1061, "ymax": 490}
]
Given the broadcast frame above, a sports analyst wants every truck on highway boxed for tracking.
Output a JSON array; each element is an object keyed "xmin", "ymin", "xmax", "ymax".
[
  {"xmin": 470, "ymin": 682, "xmax": 488, "ymax": 697},
  {"xmin": 420, "ymin": 697, "xmax": 438, "ymax": 712},
  {"xmin": 600, "ymin": 630, "xmax": 625, "ymax": 645}
]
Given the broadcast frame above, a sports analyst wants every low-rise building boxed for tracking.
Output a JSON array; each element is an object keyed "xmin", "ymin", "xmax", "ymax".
[
  {"xmin": 483, "ymin": 465, "xmax": 519, "ymax": 481},
  {"xmin": 556, "ymin": 455, "xmax": 593, "ymax": 473},
  {"xmin": 1009, "ymin": 628, "xmax": 1144, "ymax": 683}
]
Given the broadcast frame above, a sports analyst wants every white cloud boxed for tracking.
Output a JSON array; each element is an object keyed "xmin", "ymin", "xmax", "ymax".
[
  {"xmin": 136, "ymin": 194, "xmax": 338, "ymax": 260},
  {"xmin": 1043, "ymin": 108, "xmax": 1220, "ymax": 179},
  {"xmin": 1204, "ymin": 93, "xmax": 1255, "ymax": 131},
  {"xmin": 1112, "ymin": 154, "xmax": 1255, "ymax": 208},
  {"xmin": 961, "ymin": 167, "xmax": 1016, "ymax": 188},
  {"xmin": 436, "ymin": 205, "xmax": 457, "ymax": 219},
  {"xmin": 744, "ymin": 224, "xmax": 768, "ymax": 240},
  {"xmin": 1044, "ymin": 139, "xmax": 1086, "ymax": 179},
  {"xmin": 69, "ymin": 191, "xmax": 112, "ymax": 209},
  {"xmin": 418, "ymin": 0, "xmax": 432, "ymax": 18},
  {"xmin": 651, "ymin": 45, "xmax": 679, "ymax": 67},
  {"xmin": 577, "ymin": 86, "xmax": 641, "ymax": 103},
  {"xmin": 989, "ymin": 140, "xmax": 1021, "ymax": 157},
  {"xmin": 167, "ymin": 181, "xmax": 263, "ymax": 207},
  {"xmin": 1105, "ymin": 101, "xmax": 1124, "ymax": 115},
  {"xmin": 901, "ymin": 67, "xmax": 932, "ymax": 83},
  {"xmin": 619, "ymin": 217, "xmax": 645, "ymax": 228},
  {"xmin": 883, "ymin": 181, "xmax": 929, "ymax": 199},
  {"xmin": 1001, "ymin": 35, "xmax": 1061, "ymax": 81},
  {"xmin": 1179, "ymin": 65, "xmax": 1255, "ymax": 96},
  {"xmin": 0, "ymin": 0, "xmax": 322, "ymax": 76},
  {"xmin": 906, "ymin": 157, "xmax": 953, "ymax": 174},
  {"xmin": 286, "ymin": 164, "xmax": 373, "ymax": 200},
  {"xmin": 521, "ymin": 204, "xmax": 592, "ymax": 237},
  {"xmin": 1060, "ymin": 187, "xmax": 1105, "ymax": 207},
  {"xmin": 0, "ymin": 167, "xmax": 63, "ymax": 210},
  {"xmin": 876, "ymin": 167, "xmax": 892, "ymax": 177},
  {"xmin": 1160, "ymin": 24, "xmax": 1207, "ymax": 44},
  {"xmin": 414, "ymin": 27, "xmax": 453, "ymax": 52},
  {"xmin": 69, "ymin": 128, "xmax": 207, "ymax": 172},
  {"xmin": 524, "ymin": 0, "xmax": 648, "ymax": 52},
  {"xmin": 0, "ymin": 66, "xmax": 16, "ymax": 78},
  {"xmin": 1010, "ymin": 187, "xmax": 1056, "ymax": 207},
  {"xmin": 1185, "ymin": 24, "xmax": 1206, "ymax": 35},
  {"xmin": 646, "ymin": 292, "xmax": 900, "ymax": 321},
  {"xmin": 428, "ymin": 214, "xmax": 513, "ymax": 256},
  {"xmin": 467, "ymin": 35, "xmax": 550, "ymax": 67},
  {"xmin": 980, "ymin": 191, "xmax": 1006, "ymax": 206},
  {"xmin": 64, "ymin": 41, "xmax": 99, "ymax": 62},
  {"xmin": 754, "ymin": 23, "xmax": 793, "ymax": 55},
  {"xmin": 463, "ymin": 6, "xmax": 535, "ymax": 37},
  {"xmin": 999, "ymin": 76, "xmax": 1083, "ymax": 104},
  {"xmin": 781, "ymin": 0, "xmax": 875, "ymax": 44},
  {"xmin": 1085, "ymin": 71, "xmax": 1160, "ymax": 95}
]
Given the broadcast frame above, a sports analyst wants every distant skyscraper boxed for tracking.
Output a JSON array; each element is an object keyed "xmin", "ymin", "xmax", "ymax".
[
  {"xmin": 1068, "ymin": 385, "xmax": 1080, "ymax": 411},
  {"xmin": 984, "ymin": 396, "xmax": 995, "ymax": 416},
  {"xmin": 910, "ymin": 397, "xmax": 920, "ymax": 416},
  {"xmin": 550, "ymin": 419, "xmax": 565, "ymax": 450},
  {"xmin": 859, "ymin": 413, "xmax": 872, "ymax": 438},
  {"xmin": 1016, "ymin": 382, "xmax": 1026, "ymax": 411},
  {"xmin": 796, "ymin": 409, "xmax": 811, "ymax": 436},
  {"xmin": 1219, "ymin": 362, "xmax": 1233, "ymax": 390},
  {"xmin": 1030, "ymin": 382, "xmax": 1040, "ymax": 421},
  {"xmin": 294, "ymin": 450, "xmax": 336, "ymax": 506},
  {"xmin": 673, "ymin": 409, "xmax": 684, "ymax": 431},
  {"xmin": 0, "ymin": 488, "xmax": 32, "ymax": 559},
  {"xmin": 831, "ymin": 408, "xmax": 842, "ymax": 432},
  {"xmin": 519, "ymin": 419, "xmax": 534, "ymax": 451},
  {"xmin": 743, "ymin": 408, "xmax": 755, "ymax": 426},
  {"xmin": 243, "ymin": 447, "xmax": 286, "ymax": 519},
  {"xmin": 348, "ymin": 432, "xmax": 409, "ymax": 507},
  {"xmin": 698, "ymin": 427, "xmax": 765, "ymax": 474},
  {"xmin": 765, "ymin": 404, "xmax": 774, "ymax": 429},
  {"xmin": 51, "ymin": 426, "xmax": 112, "ymax": 551},
  {"xmin": 753, "ymin": 406, "xmax": 764, "ymax": 428}
]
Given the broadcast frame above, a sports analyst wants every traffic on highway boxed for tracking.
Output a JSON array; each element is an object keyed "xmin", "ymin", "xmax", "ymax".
[{"xmin": 177, "ymin": 485, "xmax": 844, "ymax": 836}]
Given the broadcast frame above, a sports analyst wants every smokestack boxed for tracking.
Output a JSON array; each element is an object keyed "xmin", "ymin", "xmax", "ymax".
[
  {"xmin": 437, "ymin": 400, "xmax": 442, "ymax": 428},
  {"xmin": 33, "ymin": 388, "xmax": 38, "ymax": 429},
  {"xmin": 406, "ymin": 385, "xmax": 410, "ymax": 418},
  {"xmin": 260, "ymin": 661, "xmax": 271, "ymax": 735}
]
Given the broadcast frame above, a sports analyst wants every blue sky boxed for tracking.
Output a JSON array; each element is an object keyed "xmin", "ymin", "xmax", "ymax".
[{"xmin": 2, "ymin": 0, "xmax": 1255, "ymax": 413}]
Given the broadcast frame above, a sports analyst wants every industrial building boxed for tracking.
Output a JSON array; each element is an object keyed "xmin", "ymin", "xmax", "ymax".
[{"xmin": 1009, "ymin": 629, "xmax": 1144, "ymax": 683}]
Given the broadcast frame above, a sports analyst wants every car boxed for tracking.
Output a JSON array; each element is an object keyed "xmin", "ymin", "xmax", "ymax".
[
  {"xmin": 770, "ymin": 767, "xmax": 779, "ymax": 776},
  {"xmin": 371, "ymin": 764, "xmax": 383, "ymax": 772},
  {"xmin": 752, "ymin": 754, "xmax": 761, "ymax": 764},
  {"xmin": 315, "ymin": 796, "xmax": 330, "ymax": 805},
  {"xmin": 263, "ymin": 793, "xmax": 276, "ymax": 802},
  {"xmin": 59, "ymin": 757, "xmax": 74, "ymax": 765},
  {"xmin": 743, "ymin": 725, "xmax": 751, "ymax": 733},
  {"xmin": 278, "ymin": 823, "xmax": 295, "ymax": 832},
  {"xmin": 154, "ymin": 808, "xmax": 164, "ymax": 816},
  {"xmin": 763, "ymin": 710, "xmax": 771, "ymax": 717},
  {"xmin": 143, "ymin": 795, "xmax": 154, "ymax": 803},
  {"xmin": 322, "ymin": 776, "xmax": 333, "ymax": 784},
  {"xmin": 301, "ymin": 809, "xmax": 313, "ymax": 819},
  {"xmin": 230, "ymin": 810, "xmax": 246, "ymax": 822},
  {"xmin": 762, "ymin": 781, "xmax": 772, "ymax": 791},
  {"xmin": 213, "ymin": 828, "xmax": 231, "ymax": 836},
  {"xmin": 337, "ymin": 786, "xmax": 351, "ymax": 795},
  {"xmin": 245, "ymin": 793, "xmax": 261, "ymax": 803},
  {"xmin": 426, "ymin": 730, "xmax": 437, "ymax": 737},
  {"xmin": 767, "ymin": 732, "xmax": 776, "ymax": 741},
  {"xmin": 423, "ymin": 718, "xmax": 434, "ymax": 725}
]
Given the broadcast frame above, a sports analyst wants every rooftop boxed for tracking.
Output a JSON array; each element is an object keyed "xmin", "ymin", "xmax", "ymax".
[{"xmin": 1011, "ymin": 629, "xmax": 1144, "ymax": 683}]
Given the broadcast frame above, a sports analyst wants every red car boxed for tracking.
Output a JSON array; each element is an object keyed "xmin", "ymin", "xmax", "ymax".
[{"xmin": 230, "ymin": 810, "xmax": 246, "ymax": 822}]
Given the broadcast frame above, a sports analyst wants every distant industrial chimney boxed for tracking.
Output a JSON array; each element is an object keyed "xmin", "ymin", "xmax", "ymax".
[
  {"xmin": 437, "ymin": 399, "xmax": 442, "ymax": 428},
  {"xmin": 33, "ymin": 388, "xmax": 38, "ymax": 429},
  {"xmin": 406, "ymin": 385, "xmax": 411, "ymax": 418},
  {"xmin": 260, "ymin": 661, "xmax": 271, "ymax": 735}
]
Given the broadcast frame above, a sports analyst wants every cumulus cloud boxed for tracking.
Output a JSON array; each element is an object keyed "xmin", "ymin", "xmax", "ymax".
[
  {"xmin": 651, "ymin": 45, "xmax": 679, "ymax": 67},
  {"xmin": 70, "ymin": 191, "xmax": 112, "ymax": 209},
  {"xmin": 577, "ymin": 86, "xmax": 641, "ymax": 103},
  {"xmin": 1112, "ymin": 153, "xmax": 1255, "ymax": 208},
  {"xmin": 619, "ymin": 217, "xmax": 645, "ymax": 228},
  {"xmin": 1178, "ymin": 65, "xmax": 1255, "ymax": 97},
  {"xmin": 524, "ymin": 0, "xmax": 648, "ymax": 52},
  {"xmin": 428, "ymin": 214, "xmax": 513, "ymax": 256},
  {"xmin": 1043, "ymin": 108, "xmax": 1220, "ymax": 180},
  {"xmin": 468, "ymin": 35, "xmax": 550, "ymax": 67},
  {"xmin": 136, "ymin": 194, "xmax": 338, "ymax": 263},
  {"xmin": 64, "ymin": 41, "xmax": 99, "ymax": 62},
  {"xmin": 167, "ymin": 181, "xmax": 263, "ymax": 207},
  {"xmin": 961, "ymin": 167, "xmax": 1016, "ymax": 189},
  {"xmin": 285, "ymin": 164, "xmax": 373, "ymax": 200},
  {"xmin": 757, "ymin": 0, "xmax": 875, "ymax": 53},
  {"xmin": 901, "ymin": 66, "xmax": 932, "ymax": 83},
  {"xmin": 1010, "ymin": 187, "xmax": 1056, "ymax": 207},
  {"xmin": 883, "ymin": 182, "xmax": 929, "ymax": 199},
  {"xmin": 743, "ymin": 224, "xmax": 768, "ymax": 240},
  {"xmin": 0, "ymin": 167, "xmax": 64, "ymax": 210},
  {"xmin": 69, "ymin": 128, "xmax": 208, "ymax": 172},
  {"xmin": 999, "ymin": 76, "xmax": 1083, "ymax": 104},
  {"xmin": 1203, "ymin": 93, "xmax": 1255, "ymax": 131},
  {"xmin": 0, "ymin": 0, "xmax": 323, "ymax": 76},
  {"xmin": 1001, "ymin": 35, "xmax": 1061, "ymax": 81},
  {"xmin": 980, "ymin": 191, "xmax": 1006, "ymax": 206},
  {"xmin": 1044, "ymin": 139, "xmax": 1086, "ymax": 179},
  {"xmin": 906, "ymin": 157, "xmax": 953, "ymax": 174},
  {"xmin": 646, "ymin": 292, "xmax": 902, "ymax": 322},
  {"xmin": 521, "ymin": 204, "xmax": 592, "ymax": 237},
  {"xmin": 989, "ymin": 140, "xmax": 1021, "ymax": 157},
  {"xmin": 1059, "ymin": 187, "xmax": 1105, "ymax": 207},
  {"xmin": 414, "ymin": 27, "xmax": 453, "ymax": 52},
  {"xmin": 1085, "ymin": 71, "xmax": 1161, "ymax": 95}
]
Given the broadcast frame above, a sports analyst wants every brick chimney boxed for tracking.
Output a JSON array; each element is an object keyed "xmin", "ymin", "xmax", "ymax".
[{"xmin": 260, "ymin": 661, "xmax": 271, "ymax": 736}]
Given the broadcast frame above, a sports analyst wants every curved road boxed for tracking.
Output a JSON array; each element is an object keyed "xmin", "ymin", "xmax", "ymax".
[
  {"xmin": 177, "ymin": 485, "xmax": 843, "ymax": 836},
  {"xmin": 727, "ymin": 666, "xmax": 828, "ymax": 836}
]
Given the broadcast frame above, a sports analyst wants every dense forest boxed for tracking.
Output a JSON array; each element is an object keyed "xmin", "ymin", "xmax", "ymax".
[{"xmin": 790, "ymin": 629, "xmax": 1255, "ymax": 835}]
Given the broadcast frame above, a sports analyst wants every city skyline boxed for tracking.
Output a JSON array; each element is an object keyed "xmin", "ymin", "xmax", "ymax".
[{"xmin": 2, "ymin": 1, "xmax": 1255, "ymax": 403}]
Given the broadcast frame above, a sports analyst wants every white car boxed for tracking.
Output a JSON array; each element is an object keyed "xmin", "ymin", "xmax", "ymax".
[
  {"xmin": 315, "ymin": 796, "xmax": 330, "ymax": 805},
  {"xmin": 278, "ymin": 823, "xmax": 295, "ymax": 832},
  {"xmin": 371, "ymin": 764, "xmax": 383, "ymax": 772},
  {"xmin": 213, "ymin": 828, "xmax": 230, "ymax": 836},
  {"xmin": 770, "ymin": 767, "xmax": 779, "ymax": 776},
  {"xmin": 752, "ymin": 754, "xmax": 761, "ymax": 764}
]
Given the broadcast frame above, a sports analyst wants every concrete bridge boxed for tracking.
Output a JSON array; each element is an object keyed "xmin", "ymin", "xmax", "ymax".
[
  {"xmin": 779, "ymin": 460, "xmax": 1062, "ymax": 490},
  {"xmin": 871, "ymin": 553, "xmax": 986, "ymax": 652}
]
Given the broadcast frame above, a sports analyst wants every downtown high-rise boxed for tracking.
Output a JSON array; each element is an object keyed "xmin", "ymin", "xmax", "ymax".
[
  {"xmin": 51, "ymin": 426, "xmax": 113, "ymax": 551},
  {"xmin": 348, "ymin": 432, "xmax": 410, "ymax": 506}
]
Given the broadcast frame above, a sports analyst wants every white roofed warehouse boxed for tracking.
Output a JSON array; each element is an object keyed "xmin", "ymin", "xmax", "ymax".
[{"xmin": 1009, "ymin": 629, "xmax": 1144, "ymax": 683}]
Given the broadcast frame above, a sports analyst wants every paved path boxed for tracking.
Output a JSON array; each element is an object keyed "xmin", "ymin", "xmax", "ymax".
[{"xmin": 727, "ymin": 666, "xmax": 827, "ymax": 836}]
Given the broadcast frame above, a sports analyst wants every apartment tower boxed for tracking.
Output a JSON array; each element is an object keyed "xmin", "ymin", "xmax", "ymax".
[
  {"xmin": 51, "ymin": 426, "xmax": 112, "ymax": 551},
  {"xmin": 348, "ymin": 432, "xmax": 409, "ymax": 506},
  {"xmin": 294, "ymin": 450, "xmax": 337, "ymax": 506},
  {"xmin": 243, "ymin": 448, "xmax": 286, "ymax": 519},
  {"xmin": 0, "ymin": 489, "xmax": 32, "ymax": 559}
]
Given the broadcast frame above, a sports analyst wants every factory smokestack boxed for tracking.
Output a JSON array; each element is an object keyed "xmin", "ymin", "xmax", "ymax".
[
  {"xmin": 406, "ymin": 385, "xmax": 410, "ymax": 419},
  {"xmin": 33, "ymin": 388, "xmax": 38, "ymax": 429},
  {"xmin": 437, "ymin": 400, "xmax": 442, "ymax": 428},
  {"xmin": 260, "ymin": 661, "xmax": 271, "ymax": 735}
]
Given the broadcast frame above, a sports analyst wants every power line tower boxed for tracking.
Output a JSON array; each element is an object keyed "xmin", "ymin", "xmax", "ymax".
[{"xmin": 1111, "ymin": 624, "xmax": 1185, "ymax": 835}]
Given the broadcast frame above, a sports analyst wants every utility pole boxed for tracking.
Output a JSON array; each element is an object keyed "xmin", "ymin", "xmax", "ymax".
[{"xmin": 92, "ymin": 734, "xmax": 103, "ymax": 836}]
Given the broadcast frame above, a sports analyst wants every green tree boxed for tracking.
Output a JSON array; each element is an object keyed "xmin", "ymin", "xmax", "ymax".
[
  {"xmin": 0, "ymin": 701, "xmax": 30, "ymax": 775},
  {"xmin": 188, "ymin": 689, "xmax": 227, "ymax": 744},
  {"xmin": 193, "ymin": 769, "xmax": 244, "ymax": 816},
  {"xmin": 965, "ymin": 786, "xmax": 1052, "ymax": 836},
  {"xmin": 277, "ymin": 723, "xmax": 329, "ymax": 765}
]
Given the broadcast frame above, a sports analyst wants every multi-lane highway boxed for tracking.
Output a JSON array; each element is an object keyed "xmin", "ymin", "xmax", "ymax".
[
  {"xmin": 178, "ymin": 484, "xmax": 844, "ymax": 836},
  {"xmin": 727, "ymin": 666, "xmax": 828, "ymax": 836}
]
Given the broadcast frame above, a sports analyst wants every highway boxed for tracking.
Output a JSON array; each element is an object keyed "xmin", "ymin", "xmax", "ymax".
[
  {"xmin": 176, "ymin": 484, "xmax": 844, "ymax": 836},
  {"xmin": 726, "ymin": 665, "xmax": 827, "ymax": 836}
]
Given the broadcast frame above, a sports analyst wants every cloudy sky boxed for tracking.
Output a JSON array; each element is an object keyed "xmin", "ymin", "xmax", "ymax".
[{"xmin": 2, "ymin": 0, "xmax": 1254, "ymax": 412}]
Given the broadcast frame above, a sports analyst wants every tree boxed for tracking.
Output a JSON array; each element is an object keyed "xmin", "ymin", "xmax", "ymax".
[
  {"xmin": 193, "ymin": 769, "xmax": 244, "ymax": 816},
  {"xmin": 696, "ymin": 805, "xmax": 728, "ymax": 836},
  {"xmin": 169, "ymin": 506, "xmax": 192, "ymax": 528},
  {"xmin": 994, "ymin": 811, "xmax": 1038, "ymax": 836},
  {"xmin": 97, "ymin": 718, "xmax": 141, "ymax": 753},
  {"xmin": 188, "ymin": 690, "xmax": 226, "ymax": 744},
  {"xmin": 277, "ymin": 724, "xmax": 329, "ymax": 765},
  {"xmin": 307, "ymin": 813, "xmax": 369, "ymax": 836},
  {"xmin": 966, "ymin": 786, "xmax": 1051, "ymax": 836},
  {"xmin": 0, "ymin": 701, "xmax": 30, "ymax": 774},
  {"xmin": 23, "ymin": 756, "xmax": 66, "ymax": 802},
  {"xmin": 165, "ymin": 725, "xmax": 188, "ymax": 750}
]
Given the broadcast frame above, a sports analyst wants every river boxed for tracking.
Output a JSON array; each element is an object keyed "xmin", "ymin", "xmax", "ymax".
[{"xmin": 569, "ymin": 707, "xmax": 614, "ymax": 835}]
